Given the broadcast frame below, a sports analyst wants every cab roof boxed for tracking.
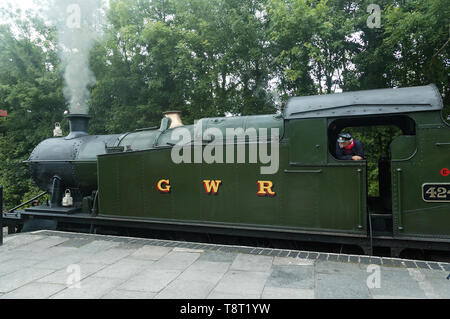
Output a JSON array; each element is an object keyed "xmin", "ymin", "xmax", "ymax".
[{"xmin": 284, "ymin": 84, "xmax": 443, "ymax": 120}]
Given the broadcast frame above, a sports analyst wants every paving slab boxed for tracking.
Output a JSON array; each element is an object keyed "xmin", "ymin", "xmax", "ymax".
[
  {"xmin": 0, "ymin": 267, "xmax": 56, "ymax": 293},
  {"xmin": 36, "ymin": 263, "xmax": 107, "ymax": 285},
  {"xmin": 207, "ymin": 291, "xmax": 261, "ymax": 299},
  {"xmin": 1, "ymin": 234, "xmax": 46, "ymax": 249},
  {"xmin": 273, "ymin": 257, "xmax": 314, "ymax": 266},
  {"xmin": 197, "ymin": 251, "xmax": 237, "ymax": 263},
  {"xmin": 80, "ymin": 248, "xmax": 135, "ymax": 265},
  {"xmin": 210, "ymin": 270, "xmax": 270, "ymax": 297},
  {"xmin": 56, "ymin": 238, "xmax": 93, "ymax": 248},
  {"xmin": 92, "ymin": 258, "xmax": 154, "ymax": 279},
  {"xmin": 261, "ymin": 287, "xmax": 315, "ymax": 299},
  {"xmin": 315, "ymin": 262, "xmax": 375, "ymax": 299},
  {"xmin": 155, "ymin": 279, "xmax": 217, "ymax": 299},
  {"xmin": 266, "ymin": 265, "xmax": 314, "ymax": 289},
  {"xmin": 230, "ymin": 253, "xmax": 273, "ymax": 272},
  {"xmin": 0, "ymin": 282, "xmax": 66, "ymax": 299},
  {"xmin": 0, "ymin": 257, "xmax": 43, "ymax": 277},
  {"xmin": 368, "ymin": 268, "xmax": 427, "ymax": 299},
  {"xmin": 118, "ymin": 268, "xmax": 182, "ymax": 293},
  {"xmin": 407, "ymin": 268, "xmax": 441, "ymax": 299},
  {"xmin": 76, "ymin": 240, "xmax": 120, "ymax": 254},
  {"xmin": 50, "ymin": 276, "xmax": 125, "ymax": 299},
  {"xmin": 183, "ymin": 259, "xmax": 231, "ymax": 276},
  {"xmin": 33, "ymin": 253, "xmax": 87, "ymax": 270},
  {"xmin": 101, "ymin": 289, "xmax": 157, "ymax": 299},
  {"xmin": 410, "ymin": 269, "xmax": 449, "ymax": 298},
  {"xmin": 130, "ymin": 245, "xmax": 173, "ymax": 260},
  {"xmin": 0, "ymin": 230, "xmax": 449, "ymax": 299},
  {"xmin": 315, "ymin": 272, "xmax": 372, "ymax": 299},
  {"xmin": 150, "ymin": 251, "xmax": 201, "ymax": 271},
  {"xmin": 14, "ymin": 236, "xmax": 69, "ymax": 252}
]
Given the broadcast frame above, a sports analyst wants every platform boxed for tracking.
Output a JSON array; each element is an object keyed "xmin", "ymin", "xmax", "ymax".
[{"xmin": 0, "ymin": 230, "xmax": 449, "ymax": 299}]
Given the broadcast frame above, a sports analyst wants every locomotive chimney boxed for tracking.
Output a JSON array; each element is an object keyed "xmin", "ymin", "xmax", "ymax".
[
  {"xmin": 163, "ymin": 111, "xmax": 183, "ymax": 129},
  {"xmin": 65, "ymin": 114, "xmax": 90, "ymax": 139}
]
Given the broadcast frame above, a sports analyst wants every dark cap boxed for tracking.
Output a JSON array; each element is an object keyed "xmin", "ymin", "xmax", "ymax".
[{"xmin": 337, "ymin": 133, "xmax": 352, "ymax": 143}]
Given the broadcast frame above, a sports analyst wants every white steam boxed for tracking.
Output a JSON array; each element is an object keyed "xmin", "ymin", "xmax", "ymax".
[{"xmin": 46, "ymin": 0, "xmax": 104, "ymax": 114}]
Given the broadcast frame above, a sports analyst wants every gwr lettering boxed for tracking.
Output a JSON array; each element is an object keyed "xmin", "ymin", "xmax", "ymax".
[
  {"xmin": 155, "ymin": 179, "xmax": 276, "ymax": 197},
  {"xmin": 203, "ymin": 180, "xmax": 222, "ymax": 194},
  {"xmin": 156, "ymin": 179, "xmax": 171, "ymax": 193},
  {"xmin": 257, "ymin": 181, "xmax": 276, "ymax": 197}
]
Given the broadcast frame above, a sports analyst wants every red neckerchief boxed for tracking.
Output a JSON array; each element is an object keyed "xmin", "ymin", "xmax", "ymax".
[{"xmin": 344, "ymin": 140, "xmax": 354, "ymax": 150}]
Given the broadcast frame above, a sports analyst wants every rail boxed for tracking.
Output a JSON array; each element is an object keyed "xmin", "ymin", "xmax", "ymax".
[{"xmin": 6, "ymin": 192, "xmax": 48, "ymax": 214}]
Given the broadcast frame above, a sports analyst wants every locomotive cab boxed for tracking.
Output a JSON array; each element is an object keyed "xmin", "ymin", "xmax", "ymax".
[
  {"xmin": 327, "ymin": 115, "xmax": 417, "ymax": 235},
  {"xmin": 285, "ymin": 84, "xmax": 449, "ymax": 241}
]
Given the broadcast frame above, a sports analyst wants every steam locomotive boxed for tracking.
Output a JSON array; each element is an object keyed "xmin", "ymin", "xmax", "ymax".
[{"xmin": 2, "ymin": 84, "xmax": 450, "ymax": 256}]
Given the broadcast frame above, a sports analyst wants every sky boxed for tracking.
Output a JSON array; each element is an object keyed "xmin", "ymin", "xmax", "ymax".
[{"xmin": 0, "ymin": 0, "xmax": 40, "ymax": 14}]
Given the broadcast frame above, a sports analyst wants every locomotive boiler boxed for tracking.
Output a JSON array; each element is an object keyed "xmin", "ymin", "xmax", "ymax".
[{"xmin": 4, "ymin": 84, "xmax": 450, "ymax": 256}]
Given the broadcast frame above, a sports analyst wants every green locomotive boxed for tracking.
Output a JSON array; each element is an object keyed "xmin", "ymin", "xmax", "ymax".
[{"xmin": 3, "ymin": 84, "xmax": 450, "ymax": 255}]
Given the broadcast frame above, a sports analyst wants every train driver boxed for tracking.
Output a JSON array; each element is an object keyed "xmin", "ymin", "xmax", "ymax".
[{"xmin": 336, "ymin": 133, "xmax": 364, "ymax": 161}]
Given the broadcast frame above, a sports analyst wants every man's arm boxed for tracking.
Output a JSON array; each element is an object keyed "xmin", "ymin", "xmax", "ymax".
[{"xmin": 336, "ymin": 143, "xmax": 352, "ymax": 160}]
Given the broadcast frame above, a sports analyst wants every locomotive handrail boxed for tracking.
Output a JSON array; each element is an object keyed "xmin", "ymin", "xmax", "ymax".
[
  {"xmin": 396, "ymin": 168, "xmax": 404, "ymax": 231},
  {"xmin": 284, "ymin": 169, "xmax": 322, "ymax": 174},
  {"xmin": 357, "ymin": 169, "xmax": 363, "ymax": 229},
  {"xmin": 289, "ymin": 161, "xmax": 367, "ymax": 167},
  {"xmin": 135, "ymin": 126, "xmax": 158, "ymax": 132},
  {"xmin": 167, "ymin": 137, "xmax": 282, "ymax": 148},
  {"xmin": 115, "ymin": 131, "xmax": 133, "ymax": 147},
  {"xmin": 435, "ymin": 142, "xmax": 450, "ymax": 146},
  {"xmin": 6, "ymin": 192, "xmax": 47, "ymax": 214},
  {"xmin": 23, "ymin": 160, "xmax": 94, "ymax": 163}
]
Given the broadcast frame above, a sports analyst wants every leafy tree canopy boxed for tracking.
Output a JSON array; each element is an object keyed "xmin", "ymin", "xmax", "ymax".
[{"xmin": 0, "ymin": 0, "xmax": 448, "ymax": 206}]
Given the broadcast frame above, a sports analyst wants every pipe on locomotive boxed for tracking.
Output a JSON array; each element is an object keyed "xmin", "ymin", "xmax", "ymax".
[{"xmin": 66, "ymin": 114, "xmax": 90, "ymax": 139}]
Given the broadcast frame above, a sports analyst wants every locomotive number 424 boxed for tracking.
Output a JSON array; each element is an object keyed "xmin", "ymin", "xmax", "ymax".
[{"xmin": 423, "ymin": 184, "xmax": 450, "ymax": 202}]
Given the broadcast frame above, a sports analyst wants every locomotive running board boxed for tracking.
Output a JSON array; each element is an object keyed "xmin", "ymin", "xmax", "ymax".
[{"xmin": 24, "ymin": 205, "xmax": 81, "ymax": 214}]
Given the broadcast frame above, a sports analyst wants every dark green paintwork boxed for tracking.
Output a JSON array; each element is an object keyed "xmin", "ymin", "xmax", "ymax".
[
  {"xmin": 390, "ymin": 112, "xmax": 450, "ymax": 238},
  {"xmin": 98, "ymin": 116, "xmax": 368, "ymax": 236},
  {"xmin": 95, "ymin": 85, "xmax": 449, "ymax": 241}
]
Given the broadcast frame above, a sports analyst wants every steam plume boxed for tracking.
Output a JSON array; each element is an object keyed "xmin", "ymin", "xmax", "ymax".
[{"xmin": 46, "ymin": 0, "xmax": 103, "ymax": 114}]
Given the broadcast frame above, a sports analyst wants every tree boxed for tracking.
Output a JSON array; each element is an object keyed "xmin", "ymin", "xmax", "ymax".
[{"xmin": 0, "ymin": 7, "xmax": 65, "ymax": 208}]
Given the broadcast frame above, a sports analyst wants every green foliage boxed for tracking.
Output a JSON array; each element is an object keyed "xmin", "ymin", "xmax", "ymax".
[
  {"xmin": 0, "ymin": 0, "xmax": 448, "ymax": 207},
  {"xmin": 0, "ymin": 8, "xmax": 66, "ymax": 208},
  {"xmin": 347, "ymin": 126, "xmax": 403, "ymax": 197}
]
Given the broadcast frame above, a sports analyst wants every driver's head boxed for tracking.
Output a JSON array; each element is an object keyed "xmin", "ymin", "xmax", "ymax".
[{"xmin": 337, "ymin": 133, "xmax": 353, "ymax": 148}]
